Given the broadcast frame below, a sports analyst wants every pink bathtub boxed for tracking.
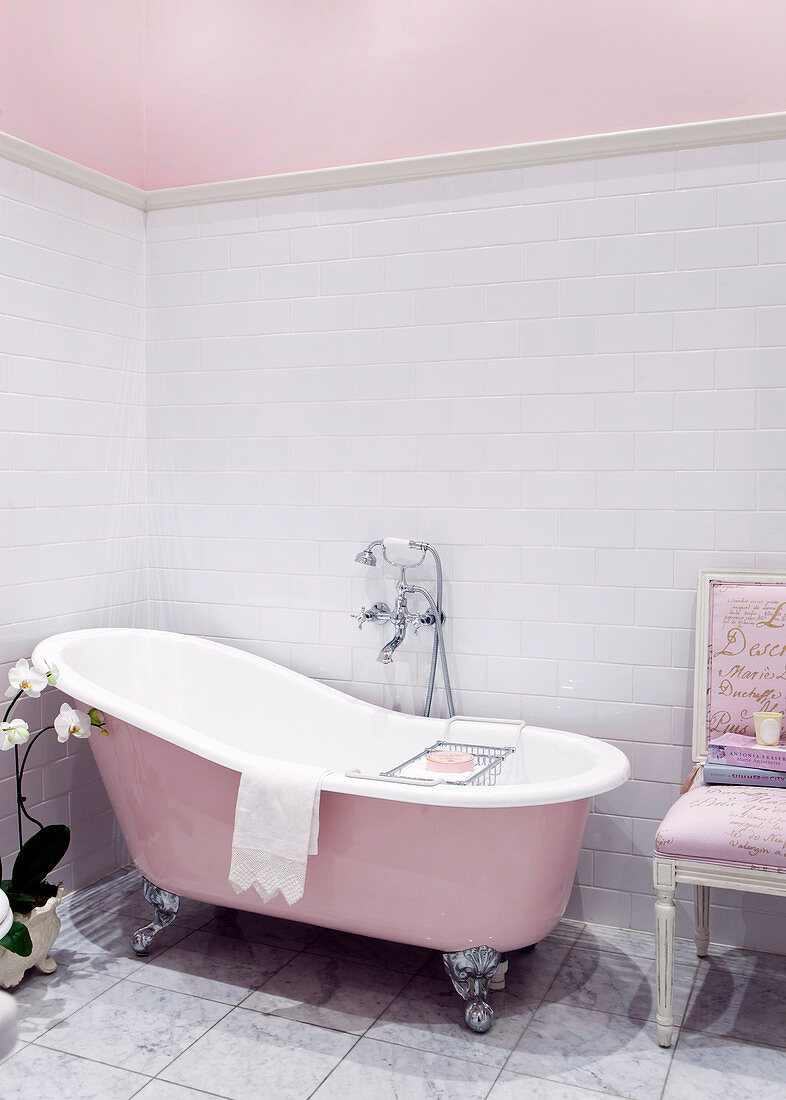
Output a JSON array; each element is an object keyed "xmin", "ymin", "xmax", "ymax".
[{"xmin": 34, "ymin": 628, "xmax": 629, "ymax": 1030}]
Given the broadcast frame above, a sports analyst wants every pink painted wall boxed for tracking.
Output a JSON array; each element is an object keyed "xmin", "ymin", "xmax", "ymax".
[
  {"xmin": 1, "ymin": 1, "xmax": 785, "ymax": 189},
  {"xmin": 0, "ymin": 1, "xmax": 144, "ymax": 186}
]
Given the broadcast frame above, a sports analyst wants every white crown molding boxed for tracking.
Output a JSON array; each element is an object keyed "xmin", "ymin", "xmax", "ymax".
[
  {"xmin": 0, "ymin": 130, "xmax": 146, "ymax": 209},
  {"xmin": 2, "ymin": 112, "xmax": 785, "ymax": 212},
  {"xmin": 146, "ymin": 112, "xmax": 786, "ymax": 210}
]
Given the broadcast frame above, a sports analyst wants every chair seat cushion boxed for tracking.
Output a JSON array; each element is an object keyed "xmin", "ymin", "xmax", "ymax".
[{"xmin": 654, "ymin": 782, "xmax": 786, "ymax": 871}]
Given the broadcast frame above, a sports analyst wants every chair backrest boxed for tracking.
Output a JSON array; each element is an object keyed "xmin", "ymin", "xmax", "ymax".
[{"xmin": 692, "ymin": 569, "xmax": 786, "ymax": 762}]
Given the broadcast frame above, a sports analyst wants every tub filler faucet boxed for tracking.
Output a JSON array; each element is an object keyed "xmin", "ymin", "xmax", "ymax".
[{"xmin": 352, "ymin": 538, "xmax": 455, "ymax": 717}]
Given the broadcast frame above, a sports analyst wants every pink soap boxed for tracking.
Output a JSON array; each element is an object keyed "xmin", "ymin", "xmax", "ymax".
[{"xmin": 426, "ymin": 750, "xmax": 475, "ymax": 773}]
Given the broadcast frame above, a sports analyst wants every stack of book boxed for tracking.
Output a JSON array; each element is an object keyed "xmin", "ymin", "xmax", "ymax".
[{"xmin": 705, "ymin": 733, "xmax": 786, "ymax": 788}]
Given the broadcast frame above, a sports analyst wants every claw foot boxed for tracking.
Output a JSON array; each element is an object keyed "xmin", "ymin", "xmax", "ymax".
[
  {"xmin": 443, "ymin": 946, "xmax": 502, "ymax": 1033},
  {"xmin": 131, "ymin": 878, "xmax": 180, "ymax": 956}
]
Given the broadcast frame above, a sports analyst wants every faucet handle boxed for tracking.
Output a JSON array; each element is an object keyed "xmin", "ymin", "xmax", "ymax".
[{"xmin": 352, "ymin": 603, "xmax": 390, "ymax": 629}]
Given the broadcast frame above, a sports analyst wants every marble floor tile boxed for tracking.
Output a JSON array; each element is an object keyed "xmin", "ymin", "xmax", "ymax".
[
  {"xmin": 37, "ymin": 979, "xmax": 229, "ymax": 1074},
  {"xmin": 305, "ymin": 928, "xmax": 432, "ymax": 973},
  {"xmin": 134, "ymin": 1082, "xmax": 228, "ymax": 1100},
  {"xmin": 507, "ymin": 1002, "xmax": 675, "ymax": 1100},
  {"xmin": 683, "ymin": 963, "xmax": 786, "ymax": 1047},
  {"xmin": 544, "ymin": 920, "xmax": 585, "ymax": 947},
  {"xmin": 200, "ymin": 907, "xmax": 324, "ymax": 951},
  {"xmin": 545, "ymin": 946, "xmax": 697, "ymax": 1023},
  {"xmin": 488, "ymin": 1073, "xmax": 628, "ymax": 1099},
  {"xmin": 577, "ymin": 923, "xmax": 699, "ymax": 968},
  {"xmin": 56, "ymin": 906, "xmax": 187, "ymax": 977},
  {"xmin": 1, "ymin": 1044, "xmax": 148, "ymax": 1099},
  {"xmin": 161, "ymin": 1007, "xmax": 356, "ymax": 1100},
  {"xmin": 244, "ymin": 951, "xmax": 410, "ymax": 1033},
  {"xmin": 0, "ymin": 1037, "xmax": 26, "ymax": 1066},
  {"xmin": 128, "ymin": 930, "xmax": 294, "ymax": 1004},
  {"xmin": 311, "ymin": 1037, "xmax": 499, "ymax": 1100},
  {"xmin": 697, "ymin": 943, "xmax": 786, "ymax": 982},
  {"xmin": 10, "ymin": 963, "xmax": 121, "ymax": 1041},
  {"xmin": 368, "ymin": 975, "xmax": 533, "ymax": 1068},
  {"xmin": 664, "ymin": 1031, "xmax": 786, "ymax": 1099}
]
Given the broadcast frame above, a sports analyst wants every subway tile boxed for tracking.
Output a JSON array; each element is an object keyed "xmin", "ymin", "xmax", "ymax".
[
  {"xmin": 451, "ymin": 244, "xmax": 521, "ymax": 285},
  {"xmin": 486, "ymin": 204, "xmax": 559, "ymax": 244},
  {"xmin": 523, "ymin": 316, "xmax": 594, "ymax": 356},
  {"xmin": 524, "ymin": 238, "xmax": 596, "ymax": 280},
  {"xmin": 560, "ymin": 195, "xmax": 636, "ymax": 239},
  {"xmin": 636, "ymin": 269, "xmax": 715, "ymax": 312},
  {"xmin": 634, "ymin": 351, "xmax": 714, "ymax": 390},
  {"xmin": 595, "ymin": 312, "xmax": 673, "ymax": 353},
  {"xmin": 719, "ymin": 179, "xmax": 786, "ymax": 225},
  {"xmin": 675, "ymin": 388, "xmax": 757, "ymax": 429},
  {"xmin": 487, "ymin": 281, "xmax": 557, "ymax": 321},
  {"xmin": 559, "ymin": 432, "xmax": 634, "ymax": 471},
  {"xmin": 290, "ymin": 225, "xmax": 351, "ymax": 262},
  {"xmin": 598, "ymin": 232, "xmax": 675, "ymax": 275},
  {"xmin": 675, "ymin": 471, "xmax": 758, "ymax": 510},
  {"xmin": 676, "ymin": 226, "xmax": 757, "ymax": 270},
  {"xmin": 559, "ymin": 275, "xmax": 635, "ymax": 316},
  {"xmin": 522, "ymin": 159, "xmax": 596, "ymax": 203},
  {"xmin": 558, "ymin": 355, "xmax": 634, "ymax": 392},
  {"xmin": 637, "ymin": 188, "xmax": 717, "ymax": 232},
  {"xmin": 674, "ymin": 308, "xmax": 756, "ymax": 350},
  {"xmin": 676, "ymin": 143, "xmax": 758, "ymax": 188},
  {"xmin": 419, "ymin": 211, "xmax": 486, "ymax": 251},
  {"xmin": 418, "ymin": 285, "xmax": 485, "ymax": 325}
]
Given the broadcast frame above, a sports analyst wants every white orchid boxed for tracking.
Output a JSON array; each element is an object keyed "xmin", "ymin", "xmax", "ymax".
[
  {"xmin": 54, "ymin": 704, "xmax": 93, "ymax": 743},
  {"xmin": 1, "ymin": 719, "xmax": 30, "ymax": 751},
  {"xmin": 5, "ymin": 659, "xmax": 48, "ymax": 699}
]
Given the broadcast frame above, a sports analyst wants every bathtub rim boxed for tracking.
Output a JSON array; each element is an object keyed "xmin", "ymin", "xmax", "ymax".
[{"xmin": 33, "ymin": 627, "xmax": 630, "ymax": 809}]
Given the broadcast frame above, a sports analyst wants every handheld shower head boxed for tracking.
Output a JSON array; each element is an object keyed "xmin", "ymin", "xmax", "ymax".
[
  {"xmin": 356, "ymin": 541, "xmax": 382, "ymax": 567},
  {"xmin": 354, "ymin": 545, "xmax": 378, "ymax": 567}
]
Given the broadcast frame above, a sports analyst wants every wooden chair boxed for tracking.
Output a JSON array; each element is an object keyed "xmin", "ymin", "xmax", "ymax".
[{"xmin": 653, "ymin": 568, "xmax": 786, "ymax": 1047}]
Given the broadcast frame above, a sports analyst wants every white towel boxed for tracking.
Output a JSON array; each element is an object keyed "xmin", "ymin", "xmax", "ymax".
[{"xmin": 229, "ymin": 759, "xmax": 329, "ymax": 906}]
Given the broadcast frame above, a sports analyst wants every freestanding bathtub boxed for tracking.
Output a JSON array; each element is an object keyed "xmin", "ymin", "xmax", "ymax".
[{"xmin": 34, "ymin": 628, "xmax": 629, "ymax": 1031}]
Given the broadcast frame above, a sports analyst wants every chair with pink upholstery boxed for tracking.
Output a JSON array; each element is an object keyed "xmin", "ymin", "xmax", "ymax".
[{"xmin": 653, "ymin": 568, "xmax": 786, "ymax": 1047}]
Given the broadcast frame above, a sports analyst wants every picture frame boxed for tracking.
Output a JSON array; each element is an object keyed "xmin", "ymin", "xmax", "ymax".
[{"xmin": 692, "ymin": 568, "xmax": 786, "ymax": 762}]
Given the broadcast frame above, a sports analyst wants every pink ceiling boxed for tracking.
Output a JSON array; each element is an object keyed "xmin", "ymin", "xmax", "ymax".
[{"xmin": 1, "ymin": 1, "xmax": 785, "ymax": 191}]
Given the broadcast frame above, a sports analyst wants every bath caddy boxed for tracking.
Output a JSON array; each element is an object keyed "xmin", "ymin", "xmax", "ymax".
[
  {"xmin": 381, "ymin": 739, "xmax": 515, "ymax": 786},
  {"xmin": 33, "ymin": 628, "xmax": 629, "ymax": 1034}
]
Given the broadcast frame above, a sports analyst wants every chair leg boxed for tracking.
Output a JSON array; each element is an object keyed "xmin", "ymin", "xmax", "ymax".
[
  {"xmin": 654, "ymin": 862, "xmax": 676, "ymax": 1048},
  {"xmin": 694, "ymin": 885, "xmax": 710, "ymax": 957}
]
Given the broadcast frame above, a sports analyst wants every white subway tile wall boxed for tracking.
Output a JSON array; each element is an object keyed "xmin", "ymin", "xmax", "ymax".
[
  {"xmin": 145, "ymin": 138, "xmax": 786, "ymax": 951},
  {"xmin": 1, "ymin": 161, "xmax": 144, "ymax": 889},
  {"xmin": 5, "ymin": 137, "xmax": 786, "ymax": 947}
]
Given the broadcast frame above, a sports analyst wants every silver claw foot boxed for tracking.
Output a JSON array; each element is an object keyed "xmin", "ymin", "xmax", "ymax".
[
  {"xmin": 131, "ymin": 878, "xmax": 180, "ymax": 956},
  {"xmin": 443, "ymin": 946, "xmax": 502, "ymax": 1033}
]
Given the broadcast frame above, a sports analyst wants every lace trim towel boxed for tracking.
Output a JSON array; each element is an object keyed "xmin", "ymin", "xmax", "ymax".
[{"xmin": 229, "ymin": 760, "xmax": 329, "ymax": 906}]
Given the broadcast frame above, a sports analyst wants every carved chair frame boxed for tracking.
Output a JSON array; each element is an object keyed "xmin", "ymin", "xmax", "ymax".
[{"xmin": 654, "ymin": 568, "xmax": 786, "ymax": 1047}]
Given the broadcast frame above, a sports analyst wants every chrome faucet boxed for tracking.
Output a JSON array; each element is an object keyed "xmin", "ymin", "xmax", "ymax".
[{"xmin": 352, "ymin": 538, "xmax": 456, "ymax": 716}]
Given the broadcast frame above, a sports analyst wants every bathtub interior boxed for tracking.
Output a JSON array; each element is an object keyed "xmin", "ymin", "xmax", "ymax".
[{"xmin": 36, "ymin": 629, "xmax": 625, "ymax": 798}]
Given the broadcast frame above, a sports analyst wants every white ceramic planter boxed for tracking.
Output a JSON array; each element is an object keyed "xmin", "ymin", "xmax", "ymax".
[{"xmin": 0, "ymin": 888, "xmax": 65, "ymax": 989}]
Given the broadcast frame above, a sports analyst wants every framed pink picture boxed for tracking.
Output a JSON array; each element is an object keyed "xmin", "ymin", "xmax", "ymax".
[{"xmin": 693, "ymin": 569, "xmax": 786, "ymax": 760}]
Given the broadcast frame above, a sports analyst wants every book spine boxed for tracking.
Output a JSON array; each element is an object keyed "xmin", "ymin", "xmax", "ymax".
[
  {"xmin": 703, "ymin": 762, "xmax": 786, "ymax": 787},
  {"xmin": 722, "ymin": 746, "xmax": 786, "ymax": 773}
]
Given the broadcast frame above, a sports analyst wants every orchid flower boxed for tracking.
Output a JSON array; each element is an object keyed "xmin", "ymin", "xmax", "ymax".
[
  {"xmin": 1, "ymin": 719, "xmax": 30, "ymax": 751},
  {"xmin": 88, "ymin": 708, "xmax": 109, "ymax": 736},
  {"xmin": 54, "ymin": 704, "xmax": 93, "ymax": 743},
  {"xmin": 5, "ymin": 659, "xmax": 48, "ymax": 699},
  {"xmin": 43, "ymin": 661, "xmax": 60, "ymax": 687}
]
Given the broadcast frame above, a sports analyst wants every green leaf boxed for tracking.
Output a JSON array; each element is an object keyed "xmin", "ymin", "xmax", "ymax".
[
  {"xmin": 3, "ymin": 890, "xmax": 38, "ymax": 915},
  {"xmin": 11, "ymin": 825, "xmax": 70, "ymax": 891},
  {"xmin": 0, "ymin": 920, "xmax": 33, "ymax": 957}
]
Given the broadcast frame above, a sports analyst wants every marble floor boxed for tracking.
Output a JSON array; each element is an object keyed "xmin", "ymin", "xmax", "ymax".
[{"xmin": 3, "ymin": 869, "xmax": 786, "ymax": 1099}]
